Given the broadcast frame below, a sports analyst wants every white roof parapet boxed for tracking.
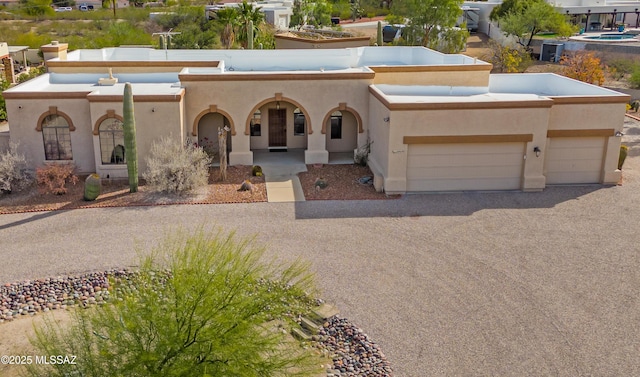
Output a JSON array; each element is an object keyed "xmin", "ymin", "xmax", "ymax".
[{"xmin": 60, "ymin": 46, "xmax": 490, "ymax": 72}]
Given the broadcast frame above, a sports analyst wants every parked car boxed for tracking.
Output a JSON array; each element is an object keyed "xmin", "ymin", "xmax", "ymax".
[{"xmin": 55, "ymin": 6, "xmax": 73, "ymax": 12}]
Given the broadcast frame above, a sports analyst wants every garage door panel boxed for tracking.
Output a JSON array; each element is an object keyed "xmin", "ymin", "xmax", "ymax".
[
  {"xmin": 408, "ymin": 177, "xmax": 522, "ymax": 191},
  {"xmin": 406, "ymin": 142, "xmax": 524, "ymax": 192},
  {"xmin": 408, "ymin": 165, "xmax": 523, "ymax": 180},
  {"xmin": 407, "ymin": 152, "xmax": 523, "ymax": 168},
  {"xmin": 545, "ymin": 137, "xmax": 605, "ymax": 185}
]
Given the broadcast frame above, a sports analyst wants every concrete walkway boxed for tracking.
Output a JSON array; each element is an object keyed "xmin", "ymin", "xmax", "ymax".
[
  {"xmin": 254, "ymin": 150, "xmax": 353, "ymax": 203},
  {"xmin": 253, "ymin": 149, "xmax": 307, "ymax": 203}
]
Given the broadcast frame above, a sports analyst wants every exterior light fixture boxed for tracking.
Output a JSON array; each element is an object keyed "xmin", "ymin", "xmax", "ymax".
[
  {"xmin": 533, "ymin": 146, "xmax": 541, "ymax": 157},
  {"xmin": 276, "ymin": 101, "xmax": 280, "ymax": 110},
  {"xmin": 615, "ymin": 131, "xmax": 624, "ymax": 137},
  {"xmin": 383, "ymin": 117, "xmax": 390, "ymax": 122},
  {"xmin": 151, "ymin": 108, "xmax": 155, "ymax": 112}
]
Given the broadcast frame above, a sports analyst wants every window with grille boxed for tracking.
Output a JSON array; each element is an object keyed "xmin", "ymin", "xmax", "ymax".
[
  {"xmin": 330, "ymin": 111, "xmax": 342, "ymax": 139},
  {"xmin": 251, "ymin": 110, "xmax": 261, "ymax": 136},
  {"xmin": 294, "ymin": 108, "xmax": 305, "ymax": 136},
  {"xmin": 99, "ymin": 118, "xmax": 125, "ymax": 164},
  {"xmin": 42, "ymin": 115, "xmax": 73, "ymax": 160}
]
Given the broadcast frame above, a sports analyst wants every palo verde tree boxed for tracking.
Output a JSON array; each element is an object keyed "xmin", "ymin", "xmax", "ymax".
[
  {"xmin": 290, "ymin": 0, "xmax": 332, "ymax": 29},
  {"xmin": 391, "ymin": 0, "xmax": 468, "ymax": 53},
  {"xmin": 26, "ymin": 228, "xmax": 322, "ymax": 377},
  {"xmin": 496, "ymin": 0, "xmax": 577, "ymax": 52},
  {"xmin": 122, "ymin": 82, "xmax": 138, "ymax": 193}
]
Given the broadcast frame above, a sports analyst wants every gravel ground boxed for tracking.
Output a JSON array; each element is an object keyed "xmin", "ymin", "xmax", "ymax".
[{"xmin": 1, "ymin": 117, "xmax": 639, "ymax": 376}]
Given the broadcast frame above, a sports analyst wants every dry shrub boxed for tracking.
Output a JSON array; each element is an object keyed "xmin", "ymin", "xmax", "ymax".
[
  {"xmin": 36, "ymin": 163, "xmax": 79, "ymax": 195},
  {"xmin": 560, "ymin": 51, "xmax": 605, "ymax": 86},
  {"xmin": 143, "ymin": 136, "xmax": 212, "ymax": 194},
  {"xmin": 0, "ymin": 142, "xmax": 33, "ymax": 194}
]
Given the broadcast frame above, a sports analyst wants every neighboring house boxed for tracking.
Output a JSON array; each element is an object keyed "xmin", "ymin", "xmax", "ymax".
[
  {"xmin": 206, "ymin": 1, "xmax": 293, "ymax": 30},
  {"xmin": 465, "ymin": 0, "xmax": 640, "ymax": 34},
  {"xmin": 2, "ymin": 42, "xmax": 629, "ymax": 193},
  {"xmin": 275, "ymin": 30, "xmax": 370, "ymax": 49}
]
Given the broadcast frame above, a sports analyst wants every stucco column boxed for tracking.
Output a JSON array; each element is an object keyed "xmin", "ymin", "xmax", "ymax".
[
  {"xmin": 522, "ymin": 140, "xmax": 546, "ymax": 191},
  {"xmin": 305, "ymin": 112, "xmax": 328, "ymax": 164},
  {"xmin": 229, "ymin": 132, "xmax": 253, "ymax": 165},
  {"xmin": 602, "ymin": 135, "xmax": 623, "ymax": 184}
]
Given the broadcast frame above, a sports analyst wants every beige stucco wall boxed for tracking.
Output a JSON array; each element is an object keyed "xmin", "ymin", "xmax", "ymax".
[
  {"xmin": 547, "ymin": 101, "xmax": 626, "ymax": 184},
  {"xmin": 0, "ymin": 132, "xmax": 10, "ymax": 153},
  {"xmin": 181, "ymin": 77, "xmax": 372, "ymax": 165},
  {"xmin": 367, "ymin": 95, "xmax": 391, "ymax": 192},
  {"xmin": 5, "ymin": 96, "xmax": 184, "ymax": 178},
  {"xmin": 6, "ymin": 98, "xmax": 96, "ymax": 174},
  {"xmin": 382, "ymin": 105, "xmax": 552, "ymax": 193},
  {"xmin": 372, "ymin": 68, "xmax": 490, "ymax": 87},
  {"xmin": 88, "ymin": 100, "xmax": 184, "ymax": 178}
]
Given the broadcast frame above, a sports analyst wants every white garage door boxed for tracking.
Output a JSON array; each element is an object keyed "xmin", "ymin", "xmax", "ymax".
[
  {"xmin": 406, "ymin": 142, "xmax": 525, "ymax": 192},
  {"xmin": 545, "ymin": 137, "xmax": 605, "ymax": 184}
]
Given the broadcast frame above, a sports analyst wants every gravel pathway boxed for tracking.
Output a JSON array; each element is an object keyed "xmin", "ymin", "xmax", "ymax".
[{"xmin": 1, "ymin": 118, "xmax": 639, "ymax": 376}]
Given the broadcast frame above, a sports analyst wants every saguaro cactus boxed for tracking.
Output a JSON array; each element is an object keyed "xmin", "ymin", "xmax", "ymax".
[
  {"xmin": 377, "ymin": 21, "xmax": 382, "ymax": 46},
  {"xmin": 123, "ymin": 82, "xmax": 138, "ymax": 192},
  {"xmin": 247, "ymin": 20, "xmax": 254, "ymax": 50}
]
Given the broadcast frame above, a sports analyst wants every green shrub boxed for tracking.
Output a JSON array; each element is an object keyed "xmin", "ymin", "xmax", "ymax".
[
  {"xmin": 26, "ymin": 229, "xmax": 321, "ymax": 377},
  {"xmin": 630, "ymin": 67, "xmax": 640, "ymax": 89},
  {"xmin": 619, "ymin": 144, "xmax": 628, "ymax": 170},
  {"xmin": 143, "ymin": 136, "xmax": 212, "ymax": 194},
  {"xmin": 606, "ymin": 58, "xmax": 638, "ymax": 75}
]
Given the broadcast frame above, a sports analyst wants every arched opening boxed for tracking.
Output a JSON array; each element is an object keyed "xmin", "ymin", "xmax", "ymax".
[
  {"xmin": 248, "ymin": 101, "xmax": 308, "ymax": 152},
  {"xmin": 325, "ymin": 110, "xmax": 358, "ymax": 154},
  {"xmin": 198, "ymin": 112, "xmax": 232, "ymax": 165}
]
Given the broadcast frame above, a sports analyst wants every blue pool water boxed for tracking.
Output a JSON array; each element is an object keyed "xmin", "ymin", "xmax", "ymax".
[{"xmin": 585, "ymin": 33, "xmax": 636, "ymax": 40}]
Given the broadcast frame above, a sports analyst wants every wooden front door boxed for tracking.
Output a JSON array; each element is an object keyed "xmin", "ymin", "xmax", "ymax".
[{"xmin": 268, "ymin": 109, "xmax": 287, "ymax": 147}]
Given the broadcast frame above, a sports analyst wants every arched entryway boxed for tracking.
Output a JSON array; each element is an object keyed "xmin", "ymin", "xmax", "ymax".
[
  {"xmin": 197, "ymin": 112, "xmax": 232, "ymax": 165},
  {"xmin": 323, "ymin": 109, "xmax": 360, "ymax": 155},
  {"xmin": 247, "ymin": 98, "xmax": 310, "ymax": 152}
]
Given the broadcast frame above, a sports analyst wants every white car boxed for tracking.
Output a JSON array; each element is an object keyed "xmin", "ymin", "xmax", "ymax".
[{"xmin": 55, "ymin": 7, "xmax": 73, "ymax": 12}]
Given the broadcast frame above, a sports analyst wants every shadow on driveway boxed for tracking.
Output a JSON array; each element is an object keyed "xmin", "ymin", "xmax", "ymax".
[{"xmin": 294, "ymin": 184, "xmax": 610, "ymax": 219}]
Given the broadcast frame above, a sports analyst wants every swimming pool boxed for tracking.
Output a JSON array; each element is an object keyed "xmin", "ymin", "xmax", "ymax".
[{"xmin": 584, "ymin": 33, "xmax": 636, "ymax": 40}]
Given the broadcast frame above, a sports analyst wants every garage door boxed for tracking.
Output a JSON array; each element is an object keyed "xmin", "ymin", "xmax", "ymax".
[
  {"xmin": 406, "ymin": 142, "xmax": 525, "ymax": 191},
  {"xmin": 545, "ymin": 137, "xmax": 605, "ymax": 184}
]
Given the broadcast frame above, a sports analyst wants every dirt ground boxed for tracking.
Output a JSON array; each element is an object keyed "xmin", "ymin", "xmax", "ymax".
[{"xmin": 0, "ymin": 310, "xmax": 73, "ymax": 377}]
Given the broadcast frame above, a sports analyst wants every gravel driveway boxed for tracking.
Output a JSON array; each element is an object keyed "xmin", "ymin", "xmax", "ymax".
[{"xmin": 1, "ymin": 117, "xmax": 639, "ymax": 376}]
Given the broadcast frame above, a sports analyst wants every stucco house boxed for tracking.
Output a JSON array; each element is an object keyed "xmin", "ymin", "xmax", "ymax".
[{"xmin": 1, "ymin": 42, "xmax": 629, "ymax": 193}]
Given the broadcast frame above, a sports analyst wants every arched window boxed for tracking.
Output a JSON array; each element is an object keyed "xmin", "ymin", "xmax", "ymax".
[
  {"xmin": 330, "ymin": 111, "xmax": 342, "ymax": 139},
  {"xmin": 42, "ymin": 115, "xmax": 73, "ymax": 160},
  {"xmin": 99, "ymin": 118, "xmax": 125, "ymax": 164},
  {"xmin": 294, "ymin": 108, "xmax": 305, "ymax": 136}
]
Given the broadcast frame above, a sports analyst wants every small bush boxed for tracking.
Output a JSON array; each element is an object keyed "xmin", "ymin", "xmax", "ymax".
[
  {"xmin": 606, "ymin": 58, "xmax": 638, "ymax": 76},
  {"xmin": 143, "ymin": 136, "xmax": 212, "ymax": 194},
  {"xmin": 0, "ymin": 142, "xmax": 33, "ymax": 194},
  {"xmin": 252, "ymin": 165, "xmax": 263, "ymax": 176},
  {"xmin": 619, "ymin": 144, "xmax": 628, "ymax": 170},
  {"xmin": 560, "ymin": 51, "xmax": 605, "ymax": 86},
  {"xmin": 35, "ymin": 162, "xmax": 78, "ymax": 195},
  {"xmin": 630, "ymin": 68, "xmax": 640, "ymax": 89}
]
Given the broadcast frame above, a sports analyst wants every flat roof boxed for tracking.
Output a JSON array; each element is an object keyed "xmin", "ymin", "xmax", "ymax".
[{"xmin": 55, "ymin": 46, "xmax": 485, "ymax": 73}]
